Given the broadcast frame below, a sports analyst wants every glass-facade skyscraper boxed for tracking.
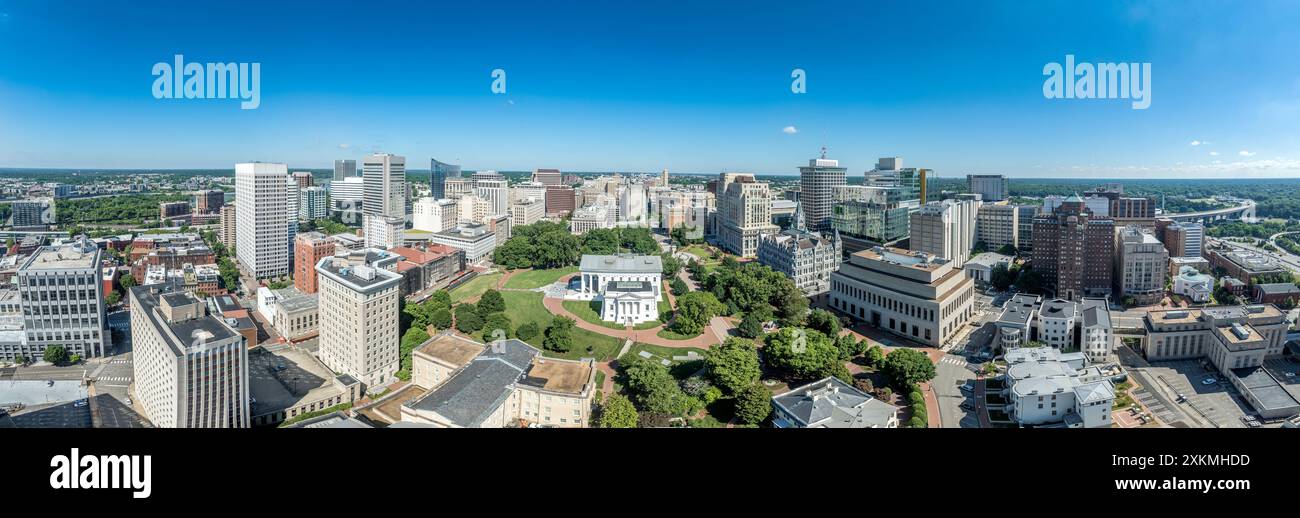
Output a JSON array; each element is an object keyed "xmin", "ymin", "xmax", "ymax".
[{"xmin": 431, "ymin": 158, "xmax": 461, "ymax": 200}]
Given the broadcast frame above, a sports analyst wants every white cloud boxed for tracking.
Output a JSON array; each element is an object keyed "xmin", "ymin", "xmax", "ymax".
[
  {"xmin": 782, "ymin": 126, "xmax": 798, "ymax": 134},
  {"xmin": 1189, "ymin": 140, "xmax": 1207, "ymax": 146},
  {"xmin": 1208, "ymin": 151, "xmax": 1219, "ymax": 156},
  {"xmin": 1238, "ymin": 150, "xmax": 1256, "ymax": 157},
  {"xmin": 337, "ymin": 143, "xmax": 352, "ymax": 150}
]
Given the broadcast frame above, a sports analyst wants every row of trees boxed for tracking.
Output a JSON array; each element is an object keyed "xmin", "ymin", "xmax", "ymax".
[{"xmin": 493, "ymin": 222, "xmax": 663, "ymax": 270}]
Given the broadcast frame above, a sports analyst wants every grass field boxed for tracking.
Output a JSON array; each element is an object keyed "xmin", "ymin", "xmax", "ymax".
[
  {"xmin": 450, "ymin": 273, "xmax": 502, "ymax": 304},
  {"xmin": 502, "ymin": 266, "xmax": 577, "ymax": 290},
  {"xmin": 501, "ymin": 291, "xmax": 626, "ymax": 362},
  {"xmin": 656, "ymin": 327, "xmax": 702, "ymax": 341},
  {"xmin": 622, "ymin": 342, "xmax": 708, "ymax": 362},
  {"xmin": 563, "ymin": 299, "xmax": 626, "ymax": 330}
]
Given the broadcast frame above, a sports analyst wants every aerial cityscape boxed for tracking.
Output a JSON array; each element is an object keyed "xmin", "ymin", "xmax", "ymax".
[{"xmin": 1, "ymin": 0, "xmax": 1298, "ymax": 501}]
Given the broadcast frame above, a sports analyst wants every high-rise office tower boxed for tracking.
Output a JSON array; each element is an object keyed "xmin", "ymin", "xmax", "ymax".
[
  {"xmin": 362, "ymin": 153, "xmax": 406, "ymax": 248},
  {"xmin": 716, "ymin": 173, "xmax": 779, "ymax": 257},
  {"xmin": 798, "ymin": 150, "xmax": 847, "ymax": 232},
  {"xmin": 620, "ymin": 183, "xmax": 648, "ymax": 224},
  {"xmin": 333, "ymin": 159, "xmax": 356, "ymax": 181},
  {"xmin": 14, "ymin": 237, "xmax": 108, "ymax": 360},
  {"xmin": 909, "ymin": 198, "xmax": 980, "ymax": 268},
  {"xmin": 363, "ymin": 153, "xmax": 406, "ymax": 219},
  {"xmin": 130, "ymin": 286, "xmax": 249, "ymax": 428},
  {"xmin": 235, "ymin": 162, "xmax": 290, "ymax": 279},
  {"xmin": 316, "ymin": 256, "xmax": 402, "ymax": 390},
  {"xmin": 473, "ymin": 173, "xmax": 509, "ymax": 216},
  {"xmin": 1163, "ymin": 221, "xmax": 1204, "ymax": 258},
  {"xmin": 1031, "ymin": 195, "xmax": 1115, "ymax": 300},
  {"xmin": 866, "ymin": 157, "xmax": 929, "ymax": 205},
  {"xmin": 966, "ymin": 174, "xmax": 1009, "ymax": 202},
  {"xmin": 430, "ymin": 158, "xmax": 461, "ymax": 199},
  {"xmin": 533, "ymin": 168, "xmax": 562, "ymax": 186},
  {"xmin": 285, "ymin": 176, "xmax": 298, "ymax": 266},
  {"xmin": 545, "ymin": 185, "xmax": 576, "ymax": 217}
]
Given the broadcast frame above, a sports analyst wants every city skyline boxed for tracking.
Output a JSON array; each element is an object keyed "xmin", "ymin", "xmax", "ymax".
[{"xmin": 1, "ymin": 1, "xmax": 1300, "ymax": 178}]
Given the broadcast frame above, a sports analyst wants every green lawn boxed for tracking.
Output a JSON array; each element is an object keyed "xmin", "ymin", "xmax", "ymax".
[
  {"xmin": 500, "ymin": 291, "xmax": 626, "ymax": 362},
  {"xmin": 503, "ymin": 266, "xmax": 577, "ymax": 290},
  {"xmin": 450, "ymin": 273, "xmax": 502, "ymax": 304},
  {"xmin": 563, "ymin": 299, "xmax": 626, "ymax": 330},
  {"xmin": 622, "ymin": 342, "xmax": 708, "ymax": 362},
  {"xmin": 564, "ymin": 299, "xmax": 663, "ymax": 330},
  {"xmin": 656, "ymin": 328, "xmax": 703, "ymax": 341}
]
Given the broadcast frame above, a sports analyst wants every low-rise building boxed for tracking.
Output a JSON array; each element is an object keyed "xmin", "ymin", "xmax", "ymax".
[
  {"xmin": 756, "ymin": 207, "xmax": 842, "ymax": 296},
  {"xmin": 963, "ymin": 252, "xmax": 1012, "ymax": 285},
  {"xmin": 1253, "ymin": 283, "xmax": 1300, "ymax": 306},
  {"xmin": 429, "ymin": 223, "xmax": 496, "ymax": 264},
  {"xmin": 401, "ymin": 337, "xmax": 596, "ymax": 428},
  {"xmin": 771, "ymin": 376, "xmax": 899, "ymax": 428},
  {"xmin": 247, "ymin": 346, "xmax": 361, "ymax": 427},
  {"xmin": 1142, "ymin": 305, "xmax": 1297, "ymax": 419},
  {"xmin": 999, "ymin": 347, "xmax": 1116, "ymax": 428},
  {"xmin": 1173, "ymin": 266, "xmax": 1213, "ymax": 303},
  {"xmin": 577, "ymin": 254, "xmax": 662, "ymax": 301},
  {"xmin": 828, "ymin": 246, "xmax": 975, "ymax": 347}
]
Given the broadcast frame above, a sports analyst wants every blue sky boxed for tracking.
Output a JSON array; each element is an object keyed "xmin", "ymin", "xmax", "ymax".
[{"xmin": 1, "ymin": 0, "xmax": 1299, "ymax": 178}]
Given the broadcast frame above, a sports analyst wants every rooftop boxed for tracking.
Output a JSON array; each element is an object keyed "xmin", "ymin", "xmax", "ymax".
[
  {"xmin": 579, "ymin": 253, "xmax": 662, "ymax": 274},
  {"xmin": 772, "ymin": 377, "xmax": 898, "ymax": 428},
  {"xmin": 414, "ymin": 334, "xmax": 484, "ymax": 369},
  {"xmin": 20, "ymin": 239, "xmax": 99, "ymax": 271}
]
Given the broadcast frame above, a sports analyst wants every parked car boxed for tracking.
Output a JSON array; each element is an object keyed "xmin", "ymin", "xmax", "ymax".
[{"xmin": 959, "ymin": 382, "xmax": 975, "ymax": 394}]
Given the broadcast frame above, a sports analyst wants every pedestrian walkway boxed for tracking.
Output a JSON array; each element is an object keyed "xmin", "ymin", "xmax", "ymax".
[
  {"xmin": 938, "ymin": 355, "xmax": 968, "ymax": 368},
  {"xmin": 542, "ymin": 274, "xmax": 722, "ymax": 349}
]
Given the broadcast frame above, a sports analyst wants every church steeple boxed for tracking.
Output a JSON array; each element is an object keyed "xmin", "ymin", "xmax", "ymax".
[{"xmin": 794, "ymin": 200, "xmax": 806, "ymax": 232}]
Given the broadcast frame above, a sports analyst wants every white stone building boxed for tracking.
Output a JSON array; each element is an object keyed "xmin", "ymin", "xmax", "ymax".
[{"xmin": 316, "ymin": 257, "xmax": 402, "ymax": 391}]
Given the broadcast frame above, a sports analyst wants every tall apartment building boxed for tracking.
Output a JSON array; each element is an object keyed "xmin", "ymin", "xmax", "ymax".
[
  {"xmin": 619, "ymin": 183, "xmax": 648, "ymax": 224},
  {"xmin": 798, "ymin": 152, "xmax": 847, "ymax": 232},
  {"xmin": 219, "ymin": 205, "xmax": 237, "ymax": 252},
  {"xmin": 1117, "ymin": 226, "xmax": 1169, "ymax": 306},
  {"xmin": 130, "ymin": 286, "xmax": 249, "ymax": 428},
  {"xmin": 865, "ymin": 157, "xmax": 928, "ymax": 204},
  {"xmin": 292, "ymin": 171, "xmax": 314, "ymax": 188},
  {"xmin": 1043, "ymin": 194, "xmax": 1110, "ymax": 217},
  {"xmin": 966, "ymin": 174, "xmax": 1009, "ymax": 202},
  {"xmin": 195, "ymin": 189, "xmax": 226, "ymax": 213},
  {"xmin": 757, "ymin": 206, "xmax": 842, "ymax": 296},
  {"xmin": 975, "ymin": 204, "xmax": 1019, "ymax": 250},
  {"xmin": 510, "ymin": 197, "xmax": 545, "ymax": 227},
  {"xmin": 532, "ymin": 168, "xmax": 563, "ymax": 186},
  {"xmin": 294, "ymin": 232, "xmax": 335, "ymax": 294},
  {"xmin": 909, "ymin": 198, "xmax": 980, "ymax": 267},
  {"xmin": 10, "ymin": 198, "xmax": 54, "ymax": 228},
  {"xmin": 235, "ymin": 162, "xmax": 290, "ymax": 279},
  {"xmin": 316, "ymin": 257, "xmax": 402, "ymax": 390},
  {"xmin": 655, "ymin": 190, "xmax": 714, "ymax": 232},
  {"xmin": 829, "ymin": 246, "xmax": 975, "ymax": 347},
  {"xmin": 413, "ymin": 197, "xmax": 458, "ymax": 233},
  {"xmin": 1031, "ymin": 195, "xmax": 1115, "ymax": 300},
  {"xmin": 13, "ymin": 237, "xmax": 108, "ymax": 360},
  {"xmin": 333, "ymin": 159, "xmax": 356, "ymax": 181},
  {"xmin": 430, "ymin": 158, "xmax": 460, "ymax": 200},
  {"xmin": 159, "ymin": 201, "xmax": 192, "ymax": 220},
  {"xmin": 716, "ymin": 173, "xmax": 779, "ymax": 257},
  {"xmin": 1084, "ymin": 185, "xmax": 1155, "ymax": 225},
  {"xmin": 299, "ymin": 186, "xmax": 328, "ymax": 221},
  {"xmin": 285, "ymin": 177, "xmax": 298, "ymax": 263}
]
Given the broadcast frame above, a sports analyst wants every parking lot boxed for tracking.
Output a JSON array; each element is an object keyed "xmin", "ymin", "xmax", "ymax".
[
  {"xmin": 1145, "ymin": 360, "xmax": 1254, "ymax": 428},
  {"xmin": 1, "ymin": 400, "xmax": 92, "ymax": 428}
]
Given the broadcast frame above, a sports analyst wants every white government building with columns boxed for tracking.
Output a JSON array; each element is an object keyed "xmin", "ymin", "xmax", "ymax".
[{"xmin": 576, "ymin": 254, "xmax": 662, "ymax": 325}]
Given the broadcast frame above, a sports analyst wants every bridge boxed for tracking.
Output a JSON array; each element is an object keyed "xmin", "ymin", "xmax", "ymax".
[{"xmin": 1163, "ymin": 199, "xmax": 1256, "ymax": 224}]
